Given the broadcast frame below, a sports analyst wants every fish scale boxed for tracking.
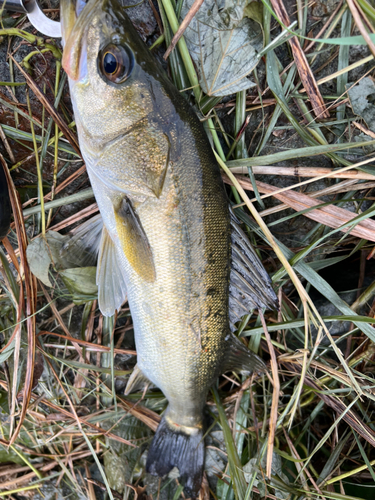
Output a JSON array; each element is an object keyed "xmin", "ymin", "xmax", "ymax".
[{"xmin": 125, "ymin": 134, "xmax": 230, "ymax": 409}]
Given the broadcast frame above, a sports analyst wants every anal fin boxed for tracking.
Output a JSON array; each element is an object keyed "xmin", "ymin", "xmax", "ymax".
[
  {"xmin": 224, "ymin": 333, "xmax": 266, "ymax": 374},
  {"xmin": 97, "ymin": 226, "xmax": 127, "ymax": 316},
  {"xmin": 124, "ymin": 364, "xmax": 151, "ymax": 395}
]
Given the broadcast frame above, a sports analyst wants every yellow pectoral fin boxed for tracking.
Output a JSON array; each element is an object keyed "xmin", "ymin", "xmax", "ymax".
[{"xmin": 114, "ymin": 198, "xmax": 156, "ymax": 283}]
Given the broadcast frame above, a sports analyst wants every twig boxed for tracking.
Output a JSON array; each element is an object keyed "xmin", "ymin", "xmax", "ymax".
[
  {"xmin": 230, "ymin": 165, "xmax": 375, "ymax": 180},
  {"xmin": 347, "ymin": 0, "xmax": 375, "ymax": 59},
  {"xmin": 164, "ymin": 0, "xmax": 204, "ymax": 60},
  {"xmin": 353, "ymin": 121, "xmax": 375, "ymax": 139}
]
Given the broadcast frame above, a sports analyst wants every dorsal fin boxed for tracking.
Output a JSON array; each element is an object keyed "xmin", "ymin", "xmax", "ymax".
[{"xmin": 229, "ymin": 208, "xmax": 278, "ymax": 331}]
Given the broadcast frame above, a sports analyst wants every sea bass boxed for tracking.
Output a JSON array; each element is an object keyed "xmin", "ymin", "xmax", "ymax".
[{"xmin": 61, "ymin": 0, "xmax": 278, "ymax": 496}]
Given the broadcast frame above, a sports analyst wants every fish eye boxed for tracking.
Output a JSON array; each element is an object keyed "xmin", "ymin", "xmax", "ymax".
[{"xmin": 98, "ymin": 44, "xmax": 134, "ymax": 84}]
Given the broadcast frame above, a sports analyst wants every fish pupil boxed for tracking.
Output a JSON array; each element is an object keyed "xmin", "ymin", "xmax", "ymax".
[{"xmin": 103, "ymin": 52, "xmax": 118, "ymax": 74}]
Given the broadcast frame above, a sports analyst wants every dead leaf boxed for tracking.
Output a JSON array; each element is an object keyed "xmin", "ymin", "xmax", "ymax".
[
  {"xmin": 26, "ymin": 231, "xmax": 74, "ymax": 287},
  {"xmin": 181, "ymin": 0, "xmax": 263, "ymax": 96},
  {"xmin": 60, "ymin": 267, "xmax": 98, "ymax": 304},
  {"xmin": 347, "ymin": 77, "xmax": 375, "ymax": 134},
  {"xmin": 104, "ymin": 451, "xmax": 129, "ymax": 494},
  {"xmin": 26, "ymin": 217, "xmax": 102, "ymax": 292},
  {"xmin": 243, "ymin": 0, "xmax": 263, "ymax": 25},
  {"xmin": 26, "ymin": 235, "xmax": 53, "ymax": 287}
]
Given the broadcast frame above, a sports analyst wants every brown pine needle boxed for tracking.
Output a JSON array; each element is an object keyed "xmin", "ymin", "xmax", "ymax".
[
  {"xmin": 230, "ymin": 165, "xmax": 375, "ymax": 180},
  {"xmin": 353, "ymin": 121, "xmax": 375, "ymax": 139},
  {"xmin": 270, "ymin": 0, "xmax": 330, "ymax": 118},
  {"xmin": 1, "ymin": 153, "xmax": 36, "ymax": 446}
]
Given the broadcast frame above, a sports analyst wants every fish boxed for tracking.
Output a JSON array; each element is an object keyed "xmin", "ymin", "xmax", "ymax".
[
  {"xmin": 0, "ymin": 162, "xmax": 11, "ymax": 241},
  {"xmin": 60, "ymin": 0, "xmax": 278, "ymax": 496}
]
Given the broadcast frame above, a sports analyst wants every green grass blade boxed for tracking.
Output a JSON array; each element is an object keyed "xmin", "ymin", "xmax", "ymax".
[{"xmin": 212, "ymin": 386, "xmax": 247, "ymax": 500}]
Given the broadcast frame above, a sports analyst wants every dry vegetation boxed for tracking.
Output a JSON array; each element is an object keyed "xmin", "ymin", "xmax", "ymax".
[{"xmin": 1, "ymin": 0, "xmax": 375, "ymax": 499}]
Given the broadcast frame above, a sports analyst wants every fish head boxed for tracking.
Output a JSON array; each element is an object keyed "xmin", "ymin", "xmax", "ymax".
[{"xmin": 61, "ymin": 0, "xmax": 167, "ymax": 154}]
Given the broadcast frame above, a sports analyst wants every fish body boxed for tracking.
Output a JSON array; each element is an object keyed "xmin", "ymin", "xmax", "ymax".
[{"xmin": 61, "ymin": 0, "xmax": 277, "ymax": 496}]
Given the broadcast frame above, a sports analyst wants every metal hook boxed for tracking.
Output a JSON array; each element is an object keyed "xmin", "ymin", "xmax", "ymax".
[{"xmin": 3, "ymin": 0, "xmax": 61, "ymax": 38}]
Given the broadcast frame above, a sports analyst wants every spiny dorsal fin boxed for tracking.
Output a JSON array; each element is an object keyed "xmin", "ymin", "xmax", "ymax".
[
  {"xmin": 97, "ymin": 226, "xmax": 127, "ymax": 316},
  {"xmin": 229, "ymin": 207, "xmax": 278, "ymax": 331},
  {"xmin": 114, "ymin": 197, "xmax": 156, "ymax": 283}
]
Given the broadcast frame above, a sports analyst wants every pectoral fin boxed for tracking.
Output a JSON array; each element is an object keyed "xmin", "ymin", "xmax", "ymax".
[
  {"xmin": 97, "ymin": 226, "xmax": 127, "ymax": 316},
  {"xmin": 223, "ymin": 333, "xmax": 266, "ymax": 374},
  {"xmin": 114, "ymin": 197, "xmax": 156, "ymax": 283},
  {"xmin": 124, "ymin": 364, "xmax": 151, "ymax": 395}
]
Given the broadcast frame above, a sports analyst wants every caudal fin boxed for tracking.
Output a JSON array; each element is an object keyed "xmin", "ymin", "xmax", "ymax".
[{"xmin": 146, "ymin": 416, "xmax": 204, "ymax": 499}]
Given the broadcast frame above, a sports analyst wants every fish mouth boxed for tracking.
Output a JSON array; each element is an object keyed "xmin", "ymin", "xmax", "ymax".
[{"xmin": 61, "ymin": 0, "xmax": 105, "ymax": 80}]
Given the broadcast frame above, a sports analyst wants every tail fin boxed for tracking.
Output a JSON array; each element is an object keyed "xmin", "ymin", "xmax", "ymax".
[{"xmin": 146, "ymin": 416, "xmax": 204, "ymax": 499}]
